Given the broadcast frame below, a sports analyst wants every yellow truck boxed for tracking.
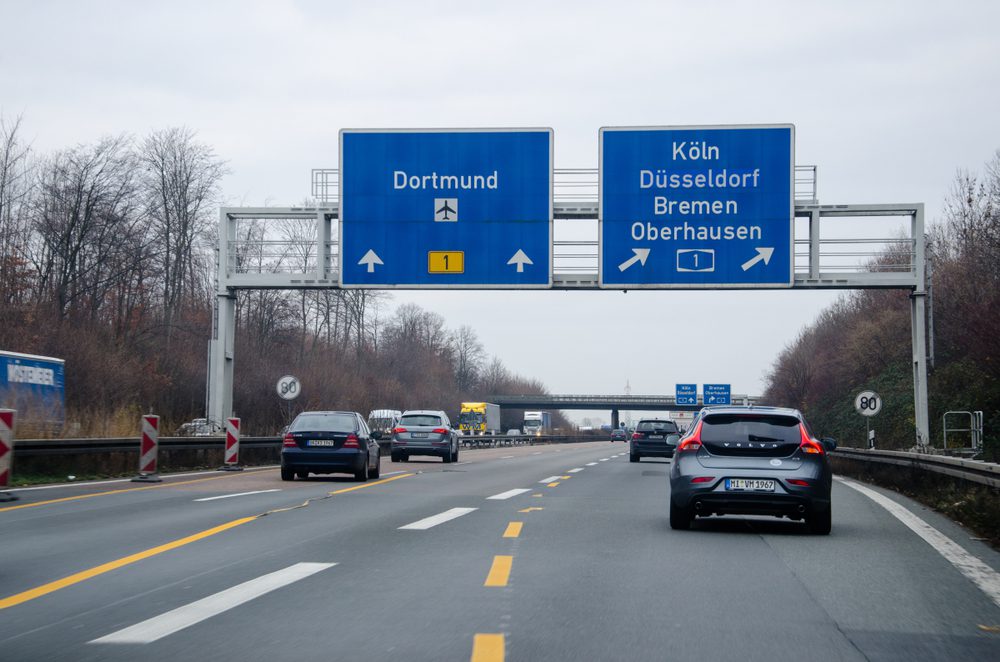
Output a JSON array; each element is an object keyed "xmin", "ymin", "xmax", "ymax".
[{"xmin": 459, "ymin": 402, "xmax": 501, "ymax": 436}]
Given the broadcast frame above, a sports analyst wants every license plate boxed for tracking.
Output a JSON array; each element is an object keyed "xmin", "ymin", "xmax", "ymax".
[
  {"xmin": 412, "ymin": 432, "xmax": 427, "ymax": 438},
  {"xmin": 649, "ymin": 435, "xmax": 663, "ymax": 439},
  {"xmin": 308, "ymin": 440, "xmax": 337, "ymax": 447},
  {"xmin": 725, "ymin": 479, "xmax": 775, "ymax": 491}
]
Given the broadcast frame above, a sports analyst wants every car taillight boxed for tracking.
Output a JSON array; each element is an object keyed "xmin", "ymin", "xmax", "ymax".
[
  {"xmin": 691, "ymin": 476, "xmax": 713, "ymax": 483},
  {"xmin": 799, "ymin": 425, "xmax": 824, "ymax": 455},
  {"xmin": 344, "ymin": 434, "xmax": 360, "ymax": 448},
  {"xmin": 432, "ymin": 428, "xmax": 448, "ymax": 434},
  {"xmin": 677, "ymin": 421, "xmax": 703, "ymax": 452},
  {"xmin": 393, "ymin": 427, "xmax": 407, "ymax": 434},
  {"xmin": 631, "ymin": 433, "xmax": 640, "ymax": 440},
  {"xmin": 283, "ymin": 433, "xmax": 296, "ymax": 448},
  {"xmin": 788, "ymin": 479, "xmax": 810, "ymax": 486}
]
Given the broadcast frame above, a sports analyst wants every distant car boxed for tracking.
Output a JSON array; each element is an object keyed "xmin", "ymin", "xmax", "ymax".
[
  {"xmin": 506, "ymin": 429, "xmax": 521, "ymax": 436},
  {"xmin": 391, "ymin": 410, "xmax": 459, "ymax": 463},
  {"xmin": 669, "ymin": 406, "xmax": 834, "ymax": 534},
  {"xmin": 610, "ymin": 428, "xmax": 627, "ymax": 442},
  {"xmin": 281, "ymin": 411, "xmax": 380, "ymax": 482},
  {"xmin": 629, "ymin": 419, "xmax": 680, "ymax": 461}
]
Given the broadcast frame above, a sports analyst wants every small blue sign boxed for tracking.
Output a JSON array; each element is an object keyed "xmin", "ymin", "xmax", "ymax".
[
  {"xmin": 703, "ymin": 384, "xmax": 731, "ymax": 405},
  {"xmin": 600, "ymin": 124, "xmax": 794, "ymax": 288},
  {"xmin": 675, "ymin": 384, "xmax": 697, "ymax": 405},
  {"xmin": 340, "ymin": 129, "xmax": 552, "ymax": 288}
]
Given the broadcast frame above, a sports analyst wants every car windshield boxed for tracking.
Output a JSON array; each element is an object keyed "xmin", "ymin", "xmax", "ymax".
[
  {"xmin": 700, "ymin": 414, "xmax": 801, "ymax": 443},
  {"xmin": 290, "ymin": 413, "xmax": 357, "ymax": 433},
  {"xmin": 401, "ymin": 414, "xmax": 443, "ymax": 426},
  {"xmin": 459, "ymin": 412, "xmax": 483, "ymax": 423},
  {"xmin": 637, "ymin": 421, "xmax": 676, "ymax": 432}
]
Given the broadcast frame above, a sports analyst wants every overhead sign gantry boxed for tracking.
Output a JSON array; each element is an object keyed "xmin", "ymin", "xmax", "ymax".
[
  {"xmin": 600, "ymin": 124, "xmax": 794, "ymax": 288},
  {"xmin": 339, "ymin": 128, "xmax": 553, "ymax": 288}
]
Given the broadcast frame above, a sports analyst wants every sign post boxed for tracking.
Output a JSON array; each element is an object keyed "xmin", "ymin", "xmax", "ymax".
[
  {"xmin": 855, "ymin": 390, "xmax": 881, "ymax": 449},
  {"xmin": 600, "ymin": 124, "xmax": 794, "ymax": 288},
  {"xmin": 0, "ymin": 409, "xmax": 17, "ymax": 501},
  {"xmin": 339, "ymin": 128, "xmax": 553, "ymax": 288}
]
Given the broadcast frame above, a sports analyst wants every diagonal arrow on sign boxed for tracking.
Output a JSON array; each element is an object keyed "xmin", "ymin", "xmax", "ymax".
[
  {"xmin": 358, "ymin": 249, "xmax": 384, "ymax": 273},
  {"xmin": 618, "ymin": 248, "xmax": 651, "ymax": 272},
  {"xmin": 741, "ymin": 247, "xmax": 774, "ymax": 271}
]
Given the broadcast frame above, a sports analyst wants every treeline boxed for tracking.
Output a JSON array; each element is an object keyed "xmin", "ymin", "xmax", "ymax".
[
  {"xmin": 764, "ymin": 152, "xmax": 1000, "ymax": 453},
  {"xmin": 0, "ymin": 116, "xmax": 567, "ymax": 436}
]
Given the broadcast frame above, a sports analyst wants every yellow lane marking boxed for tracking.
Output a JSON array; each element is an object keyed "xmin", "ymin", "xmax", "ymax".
[
  {"xmin": 518, "ymin": 507, "xmax": 543, "ymax": 513},
  {"xmin": 0, "ymin": 473, "xmax": 249, "ymax": 513},
  {"xmin": 484, "ymin": 555, "xmax": 513, "ymax": 587},
  {"xmin": 0, "ymin": 472, "xmax": 415, "ymax": 610},
  {"xmin": 471, "ymin": 633, "xmax": 505, "ymax": 662},
  {"xmin": 547, "ymin": 482, "xmax": 560, "ymax": 487},
  {"xmin": 503, "ymin": 522, "xmax": 523, "ymax": 538},
  {"xmin": 0, "ymin": 516, "xmax": 256, "ymax": 610},
  {"xmin": 560, "ymin": 476, "xmax": 571, "ymax": 480},
  {"xmin": 979, "ymin": 624, "xmax": 1000, "ymax": 633}
]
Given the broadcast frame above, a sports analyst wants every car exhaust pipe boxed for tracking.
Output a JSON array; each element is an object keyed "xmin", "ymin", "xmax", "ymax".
[
  {"xmin": 694, "ymin": 502, "xmax": 703, "ymax": 512},
  {"xmin": 797, "ymin": 504, "xmax": 806, "ymax": 513}
]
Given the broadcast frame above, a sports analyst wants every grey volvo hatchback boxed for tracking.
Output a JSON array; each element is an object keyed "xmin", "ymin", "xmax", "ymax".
[{"xmin": 669, "ymin": 406, "xmax": 834, "ymax": 534}]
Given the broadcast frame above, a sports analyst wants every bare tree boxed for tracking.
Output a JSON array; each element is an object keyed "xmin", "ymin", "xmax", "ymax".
[
  {"xmin": 450, "ymin": 324, "xmax": 485, "ymax": 392},
  {"xmin": 0, "ymin": 115, "xmax": 34, "ymax": 307}
]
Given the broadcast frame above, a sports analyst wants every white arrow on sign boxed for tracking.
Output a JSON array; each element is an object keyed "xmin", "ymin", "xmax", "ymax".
[
  {"xmin": 507, "ymin": 249, "xmax": 533, "ymax": 273},
  {"xmin": 741, "ymin": 247, "xmax": 774, "ymax": 271},
  {"xmin": 358, "ymin": 249, "xmax": 384, "ymax": 273},
  {"xmin": 618, "ymin": 248, "xmax": 651, "ymax": 272}
]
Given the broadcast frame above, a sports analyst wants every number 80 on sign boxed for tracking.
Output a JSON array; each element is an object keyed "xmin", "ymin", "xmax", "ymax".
[
  {"xmin": 854, "ymin": 390, "xmax": 881, "ymax": 416},
  {"xmin": 277, "ymin": 375, "xmax": 300, "ymax": 400}
]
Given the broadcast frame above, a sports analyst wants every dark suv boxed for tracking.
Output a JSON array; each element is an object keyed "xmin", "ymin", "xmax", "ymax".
[
  {"xmin": 629, "ymin": 419, "xmax": 681, "ymax": 462},
  {"xmin": 669, "ymin": 406, "xmax": 835, "ymax": 534}
]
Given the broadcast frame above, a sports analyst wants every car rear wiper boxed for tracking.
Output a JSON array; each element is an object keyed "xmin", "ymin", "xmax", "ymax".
[{"xmin": 748, "ymin": 435, "xmax": 784, "ymax": 442}]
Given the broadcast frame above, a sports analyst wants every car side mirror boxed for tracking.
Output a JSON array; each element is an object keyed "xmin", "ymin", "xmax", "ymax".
[{"xmin": 821, "ymin": 437, "xmax": 837, "ymax": 452}]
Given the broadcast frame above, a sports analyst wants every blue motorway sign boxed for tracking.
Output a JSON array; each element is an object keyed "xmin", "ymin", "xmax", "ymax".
[
  {"xmin": 703, "ymin": 384, "xmax": 731, "ymax": 405},
  {"xmin": 600, "ymin": 125, "xmax": 794, "ymax": 288},
  {"xmin": 340, "ymin": 129, "xmax": 552, "ymax": 288},
  {"xmin": 675, "ymin": 383, "xmax": 697, "ymax": 405}
]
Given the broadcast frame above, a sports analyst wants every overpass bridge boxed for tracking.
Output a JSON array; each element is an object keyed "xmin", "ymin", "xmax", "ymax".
[{"xmin": 489, "ymin": 394, "xmax": 764, "ymax": 429}]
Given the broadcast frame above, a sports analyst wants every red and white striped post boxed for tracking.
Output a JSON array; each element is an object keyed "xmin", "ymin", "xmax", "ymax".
[
  {"xmin": 0, "ymin": 409, "xmax": 18, "ymax": 501},
  {"xmin": 221, "ymin": 417, "xmax": 243, "ymax": 471},
  {"xmin": 132, "ymin": 414, "xmax": 163, "ymax": 483}
]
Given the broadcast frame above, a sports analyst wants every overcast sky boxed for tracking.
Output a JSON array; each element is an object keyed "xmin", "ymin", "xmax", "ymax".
[{"xmin": 4, "ymin": 1, "xmax": 998, "ymax": 424}]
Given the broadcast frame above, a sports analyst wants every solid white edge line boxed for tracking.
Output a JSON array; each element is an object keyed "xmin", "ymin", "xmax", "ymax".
[
  {"xmin": 91, "ymin": 562, "xmax": 335, "ymax": 644},
  {"xmin": 381, "ymin": 470, "xmax": 406, "ymax": 477},
  {"xmin": 9, "ymin": 466, "xmax": 282, "ymax": 492},
  {"xmin": 487, "ymin": 488, "xmax": 532, "ymax": 500},
  {"xmin": 568, "ymin": 468, "xmax": 584, "ymax": 473},
  {"xmin": 501, "ymin": 456, "xmax": 515, "ymax": 459},
  {"xmin": 837, "ymin": 477, "xmax": 1000, "ymax": 608},
  {"xmin": 399, "ymin": 507, "xmax": 478, "ymax": 530},
  {"xmin": 194, "ymin": 489, "xmax": 282, "ymax": 502}
]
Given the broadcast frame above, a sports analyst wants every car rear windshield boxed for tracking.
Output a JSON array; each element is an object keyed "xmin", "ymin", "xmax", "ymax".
[
  {"xmin": 636, "ymin": 420, "xmax": 678, "ymax": 432},
  {"xmin": 290, "ymin": 413, "xmax": 357, "ymax": 433},
  {"xmin": 700, "ymin": 414, "xmax": 800, "ymax": 443},
  {"xmin": 401, "ymin": 414, "xmax": 442, "ymax": 426}
]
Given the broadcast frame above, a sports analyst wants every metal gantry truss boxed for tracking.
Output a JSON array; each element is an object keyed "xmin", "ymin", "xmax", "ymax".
[{"xmin": 209, "ymin": 167, "xmax": 928, "ymax": 447}]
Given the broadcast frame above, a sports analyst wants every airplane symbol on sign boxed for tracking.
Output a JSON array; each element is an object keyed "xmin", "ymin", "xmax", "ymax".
[{"xmin": 434, "ymin": 198, "xmax": 458, "ymax": 222}]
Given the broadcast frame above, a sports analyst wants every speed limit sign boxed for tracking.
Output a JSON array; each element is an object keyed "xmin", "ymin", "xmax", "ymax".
[
  {"xmin": 854, "ymin": 390, "xmax": 881, "ymax": 417},
  {"xmin": 276, "ymin": 375, "xmax": 300, "ymax": 400}
]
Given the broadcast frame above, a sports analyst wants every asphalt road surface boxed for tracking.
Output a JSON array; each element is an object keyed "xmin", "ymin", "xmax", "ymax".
[{"xmin": 2, "ymin": 441, "xmax": 999, "ymax": 661}]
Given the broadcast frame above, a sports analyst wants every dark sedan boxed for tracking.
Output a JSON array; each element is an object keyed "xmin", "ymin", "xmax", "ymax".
[
  {"xmin": 629, "ymin": 419, "xmax": 680, "ymax": 461},
  {"xmin": 669, "ymin": 406, "xmax": 834, "ymax": 534},
  {"xmin": 610, "ymin": 428, "xmax": 628, "ymax": 442},
  {"xmin": 281, "ymin": 411, "xmax": 380, "ymax": 482}
]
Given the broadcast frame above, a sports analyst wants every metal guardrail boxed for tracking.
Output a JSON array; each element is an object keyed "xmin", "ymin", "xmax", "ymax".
[{"xmin": 832, "ymin": 447, "xmax": 1000, "ymax": 489}]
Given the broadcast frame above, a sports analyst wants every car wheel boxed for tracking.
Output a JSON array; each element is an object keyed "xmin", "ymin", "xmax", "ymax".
[
  {"xmin": 280, "ymin": 466, "xmax": 295, "ymax": 481},
  {"xmin": 629, "ymin": 453, "xmax": 639, "ymax": 463},
  {"xmin": 390, "ymin": 451, "xmax": 400, "ymax": 462},
  {"xmin": 670, "ymin": 498, "xmax": 692, "ymax": 530},
  {"xmin": 354, "ymin": 462, "xmax": 368, "ymax": 482},
  {"xmin": 452, "ymin": 446, "xmax": 459, "ymax": 462},
  {"xmin": 442, "ymin": 449, "xmax": 452, "ymax": 463},
  {"xmin": 368, "ymin": 458, "xmax": 380, "ymax": 479},
  {"xmin": 807, "ymin": 505, "xmax": 832, "ymax": 535}
]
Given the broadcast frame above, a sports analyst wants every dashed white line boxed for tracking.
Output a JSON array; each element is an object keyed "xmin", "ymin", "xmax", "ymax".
[
  {"xmin": 532, "ymin": 452, "xmax": 542, "ymax": 455},
  {"xmin": 399, "ymin": 507, "xmax": 478, "ymax": 530},
  {"xmin": 539, "ymin": 476, "xmax": 563, "ymax": 484},
  {"xmin": 568, "ymin": 468, "xmax": 584, "ymax": 473},
  {"xmin": 838, "ymin": 477, "xmax": 1000, "ymax": 608},
  {"xmin": 599, "ymin": 458, "xmax": 610, "ymax": 462},
  {"xmin": 194, "ymin": 489, "xmax": 281, "ymax": 502},
  {"xmin": 91, "ymin": 562, "xmax": 335, "ymax": 644},
  {"xmin": 586, "ymin": 462, "xmax": 598, "ymax": 466},
  {"xmin": 501, "ymin": 455, "xmax": 515, "ymax": 459},
  {"xmin": 487, "ymin": 488, "xmax": 532, "ymax": 500}
]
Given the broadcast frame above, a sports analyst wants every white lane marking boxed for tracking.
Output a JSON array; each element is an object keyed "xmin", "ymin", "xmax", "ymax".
[
  {"xmin": 501, "ymin": 455, "xmax": 515, "ymax": 459},
  {"xmin": 539, "ymin": 475, "xmax": 563, "ymax": 484},
  {"xmin": 532, "ymin": 452, "xmax": 542, "ymax": 455},
  {"xmin": 488, "ymin": 488, "xmax": 532, "ymax": 500},
  {"xmin": 194, "ymin": 489, "xmax": 281, "ymax": 502},
  {"xmin": 91, "ymin": 562, "xmax": 334, "ymax": 644},
  {"xmin": 568, "ymin": 468, "xmax": 584, "ymax": 473},
  {"xmin": 599, "ymin": 458, "xmax": 610, "ymax": 462},
  {"xmin": 381, "ymin": 470, "xmax": 406, "ymax": 477},
  {"xmin": 586, "ymin": 462, "xmax": 598, "ymax": 466},
  {"xmin": 399, "ymin": 507, "xmax": 478, "ymax": 530},
  {"xmin": 9, "ymin": 466, "xmax": 281, "ymax": 492},
  {"xmin": 837, "ymin": 477, "xmax": 1000, "ymax": 608}
]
